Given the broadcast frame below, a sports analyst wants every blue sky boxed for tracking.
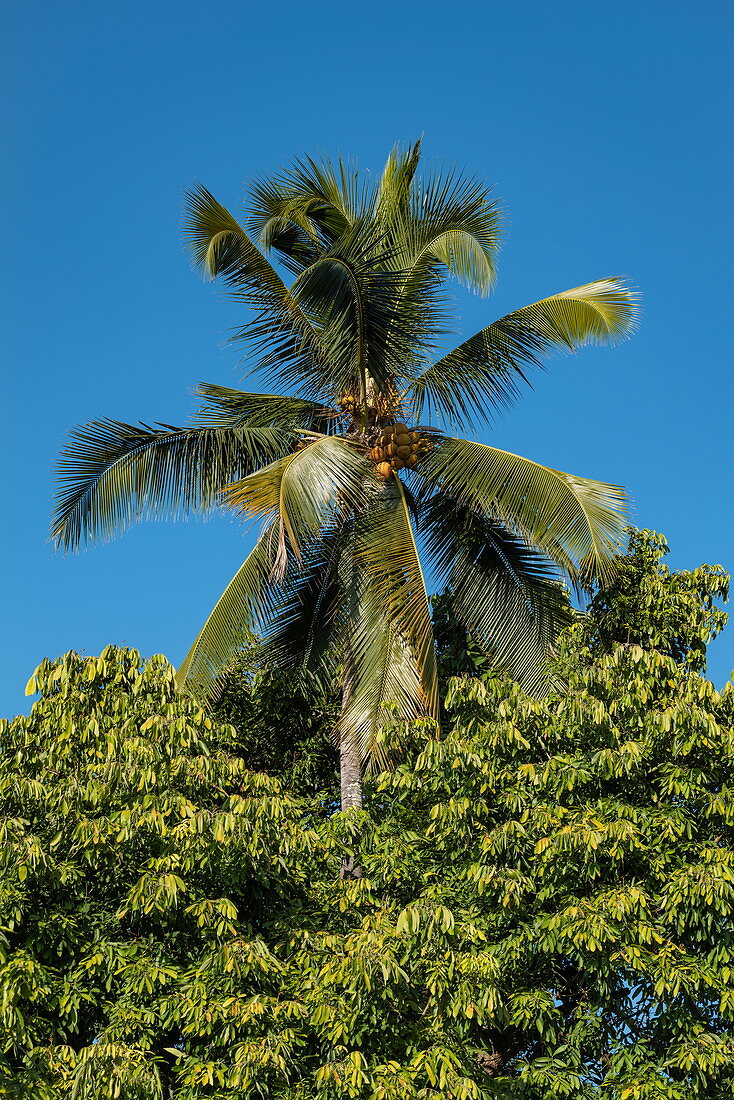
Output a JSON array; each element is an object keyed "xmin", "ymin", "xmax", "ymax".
[{"xmin": 3, "ymin": 0, "xmax": 732, "ymax": 716}]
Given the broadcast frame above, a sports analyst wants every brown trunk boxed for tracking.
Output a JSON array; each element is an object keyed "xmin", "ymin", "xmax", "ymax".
[{"xmin": 339, "ymin": 727, "xmax": 363, "ymax": 879}]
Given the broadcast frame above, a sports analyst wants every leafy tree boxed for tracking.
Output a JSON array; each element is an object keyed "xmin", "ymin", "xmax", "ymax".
[
  {"xmin": 0, "ymin": 647, "xmax": 314, "ymax": 1098},
  {"xmin": 52, "ymin": 140, "xmax": 638, "ymax": 810},
  {"xmin": 212, "ymin": 653, "xmax": 338, "ymax": 802},
  {"xmin": 3, "ymin": 532, "xmax": 734, "ymax": 1097}
]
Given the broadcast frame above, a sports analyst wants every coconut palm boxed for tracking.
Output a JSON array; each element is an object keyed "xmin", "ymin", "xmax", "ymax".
[{"xmin": 52, "ymin": 142, "xmax": 637, "ymax": 812}]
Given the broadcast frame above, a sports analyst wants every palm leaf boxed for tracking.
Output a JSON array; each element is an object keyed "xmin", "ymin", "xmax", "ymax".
[
  {"xmin": 176, "ymin": 521, "xmax": 282, "ymax": 697},
  {"xmin": 184, "ymin": 185, "xmax": 336, "ymax": 398},
  {"xmin": 184, "ymin": 183, "xmax": 295, "ymax": 298},
  {"xmin": 409, "ymin": 279, "xmax": 639, "ymax": 426},
  {"xmin": 258, "ymin": 526, "xmax": 347, "ymax": 678},
  {"xmin": 194, "ymin": 383, "xmax": 334, "ymax": 431},
  {"xmin": 225, "ymin": 435, "xmax": 370, "ymax": 572},
  {"xmin": 247, "ymin": 153, "xmax": 367, "ymax": 254},
  {"xmin": 423, "ymin": 494, "xmax": 573, "ymax": 693},
  {"xmin": 52, "ymin": 419, "xmax": 293, "ymax": 550},
  {"xmin": 375, "ymin": 139, "xmax": 422, "ymax": 224},
  {"xmin": 397, "ymin": 166, "xmax": 501, "ymax": 296},
  {"xmin": 351, "ymin": 475, "xmax": 439, "ymax": 739},
  {"xmin": 338, "ymin": 587, "xmax": 425, "ymax": 771},
  {"xmin": 418, "ymin": 436, "xmax": 629, "ymax": 584}
]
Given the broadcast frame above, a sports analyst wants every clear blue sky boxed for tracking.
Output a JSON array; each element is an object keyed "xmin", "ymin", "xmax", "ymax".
[{"xmin": 3, "ymin": 0, "xmax": 732, "ymax": 716}]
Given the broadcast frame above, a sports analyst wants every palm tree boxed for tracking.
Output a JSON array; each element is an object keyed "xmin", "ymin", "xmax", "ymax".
[{"xmin": 52, "ymin": 142, "xmax": 637, "ymax": 813}]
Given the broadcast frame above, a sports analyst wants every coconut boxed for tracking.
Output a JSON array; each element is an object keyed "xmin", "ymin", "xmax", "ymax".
[
  {"xmin": 392, "ymin": 422, "xmax": 408, "ymax": 434},
  {"xmin": 406, "ymin": 454, "xmax": 418, "ymax": 467},
  {"xmin": 370, "ymin": 447, "xmax": 384, "ymax": 462},
  {"xmin": 386, "ymin": 442, "xmax": 398, "ymax": 457},
  {"xmin": 396, "ymin": 445, "xmax": 411, "ymax": 459},
  {"xmin": 391, "ymin": 457, "xmax": 405, "ymax": 471},
  {"xmin": 376, "ymin": 461, "xmax": 392, "ymax": 478}
]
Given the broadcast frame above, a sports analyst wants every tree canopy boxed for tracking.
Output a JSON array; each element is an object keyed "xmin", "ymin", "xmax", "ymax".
[{"xmin": 2, "ymin": 532, "xmax": 733, "ymax": 1098}]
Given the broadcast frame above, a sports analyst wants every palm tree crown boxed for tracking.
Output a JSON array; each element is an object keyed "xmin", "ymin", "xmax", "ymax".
[{"xmin": 52, "ymin": 142, "xmax": 638, "ymax": 808}]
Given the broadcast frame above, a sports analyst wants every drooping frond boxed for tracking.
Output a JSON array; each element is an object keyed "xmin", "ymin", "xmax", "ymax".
[
  {"xmin": 338, "ymin": 587, "xmax": 425, "ymax": 772},
  {"xmin": 423, "ymin": 493, "xmax": 574, "ymax": 693},
  {"xmin": 418, "ymin": 436, "xmax": 629, "ymax": 585},
  {"xmin": 247, "ymin": 153, "xmax": 370, "ymax": 262},
  {"xmin": 258, "ymin": 529, "xmax": 345, "ymax": 678},
  {"xmin": 184, "ymin": 185, "xmax": 335, "ymax": 398},
  {"xmin": 352, "ymin": 475, "xmax": 439, "ymax": 733},
  {"xmin": 52, "ymin": 419, "xmax": 294, "ymax": 551},
  {"xmin": 184, "ymin": 183, "xmax": 294, "ymax": 297},
  {"xmin": 176, "ymin": 521, "xmax": 282, "ymax": 697},
  {"xmin": 398, "ymin": 166, "xmax": 501, "ymax": 296},
  {"xmin": 225, "ymin": 435, "xmax": 370, "ymax": 572},
  {"xmin": 409, "ymin": 279, "xmax": 639, "ymax": 427}
]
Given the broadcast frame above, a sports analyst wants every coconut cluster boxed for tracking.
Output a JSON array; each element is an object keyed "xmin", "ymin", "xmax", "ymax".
[
  {"xmin": 337, "ymin": 392, "xmax": 361, "ymax": 415},
  {"xmin": 369, "ymin": 422, "xmax": 434, "ymax": 478}
]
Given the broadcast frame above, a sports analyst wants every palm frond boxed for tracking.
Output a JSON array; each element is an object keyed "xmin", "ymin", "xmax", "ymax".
[
  {"xmin": 417, "ymin": 436, "xmax": 629, "ymax": 585},
  {"xmin": 194, "ymin": 383, "xmax": 334, "ymax": 430},
  {"xmin": 225, "ymin": 435, "xmax": 370, "ymax": 572},
  {"xmin": 409, "ymin": 279, "xmax": 640, "ymax": 427},
  {"xmin": 375, "ymin": 139, "xmax": 422, "ymax": 224},
  {"xmin": 176, "ymin": 522, "xmax": 282, "ymax": 697},
  {"xmin": 184, "ymin": 183, "xmax": 292, "ymax": 297},
  {"xmin": 398, "ymin": 166, "xmax": 501, "ymax": 295},
  {"xmin": 184, "ymin": 185, "xmax": 338, "ymax": 398},
  {"xmin": 247, "ymin": 153, "xmax": 369, "ymax": 260},
  {"xmin": 52, "ymin": 419, "xmax": 293, "ymax": 550},
  {"xmin": 338, "ymin": 591, "xmax": 425, "ymax": 771},
  {"xmin": 258, "ymin": 524, "xmax": 347, "ymax": 678},
  {"xmin": 423, "ymin": 494, "xmax": 573, "ymax": 693},
  {"xmin": 351, "ymin": 475, "xmax": 439, "ymax": 737}
]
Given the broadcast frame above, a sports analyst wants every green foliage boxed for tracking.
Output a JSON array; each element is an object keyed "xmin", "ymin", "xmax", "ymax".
[
  {"xmin": 0, "ymin": 648, "xmax": 315, "ymax": 1098},
  {"xmin": 582, "ymin": 529, "xmax": 729, "ymax": 672},
  {"xmin": 211, "ymin": 654, "xmax": 339, "ymax": 800},
  {"xmin": 4, "ymin": 532, "xmax": 732, "ymax": 1097}
]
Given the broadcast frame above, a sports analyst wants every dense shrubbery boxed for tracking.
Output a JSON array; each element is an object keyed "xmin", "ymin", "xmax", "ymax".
[{"xmin": 1, "ymin": 533, "xmax": 733, "ymax": 1098}]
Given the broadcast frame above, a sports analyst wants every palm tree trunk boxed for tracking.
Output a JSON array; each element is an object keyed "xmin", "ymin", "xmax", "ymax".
[
  {"xmin": 340, "ymin": 727, "xmax": 363, "ymax": 811},
  {"xmin": 339, "ymin": 698, "xmax": 363, "ymax": 879},
  {"xmin": 339, "ymin": 728, "xmax": 363, "ymax": 880}
]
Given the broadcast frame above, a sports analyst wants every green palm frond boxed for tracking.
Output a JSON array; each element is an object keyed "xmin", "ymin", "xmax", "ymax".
[
  {"xmin": 52, "ymin": 419, "xmax": 293, "ymax": 551},
  {"xmin": 194, "ymin": 383, "xmax": 334, "ymax": 431},
  {"xmin": 184, "ymin": 183, "xmax": 294, "ymax": 297},
  {"xmin": 225, "ymin": 435, "xmax": 370, "ymax": 572},
  {"xmin": 423, "ymin": 494, "xmax": 573, "ymax": 693},
  {"xmin": 338, "ymin": 588, "xmax": 425, "ymax": 771},
  {"xmin": 184, "ymin": 185, "xmax": 337, "ymax": 399},
  {"xmin": 176, "ymin": 521, "xmax": 282, "ymax": 697},
  {"xmin": 409, "ymin": 279, "xmax": 639, "ymax": 426},
  {"xmin": 353, "ymin": 476, "xmax": 439, "ymax": 728},
  {"xmin": 418, "ymin": 436, "xmax": 629, "ymax": 584},
  {"xmin": 258, "ymin": 527, "xmax": 347, "ymax": 678},
  {"xmin": 247, "ymin": 153, "xmax": 369, "ymax": 262},
  {"xmin": 375, "ymin": 139, "xmax": 422, "ymax": 224},
  {"xmin": 397, "ymin": 167, "xmax": 501, "ymax": 296}
]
